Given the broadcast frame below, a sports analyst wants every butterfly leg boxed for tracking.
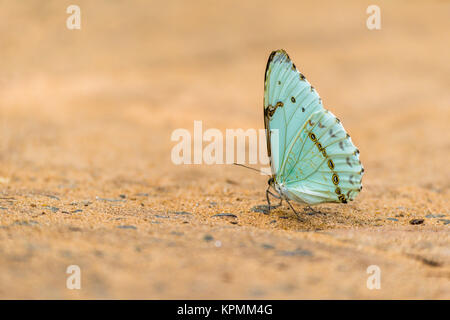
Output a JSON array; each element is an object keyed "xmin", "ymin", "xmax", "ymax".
[
  {"xmin": 303, "ymin": 205, "xmax": 322, "ymax": 215},
  {"xmin": 266, "ymin": 186, "xmax": 282, "ymax": 211},
  {"xmin": 286, "ymin": 199, "xmax": 304, "ymax": 221}
]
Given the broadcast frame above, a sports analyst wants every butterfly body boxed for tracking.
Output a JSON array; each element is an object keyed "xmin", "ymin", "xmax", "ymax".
[{"xmin": 264, "ymin": 50, "xmax": 364, "ymax": 209}]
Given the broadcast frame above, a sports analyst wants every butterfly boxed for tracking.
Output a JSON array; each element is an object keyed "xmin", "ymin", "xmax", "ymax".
[{"xmin": 263, "ymin": 50, "xmax": 364, "ymax": 217}]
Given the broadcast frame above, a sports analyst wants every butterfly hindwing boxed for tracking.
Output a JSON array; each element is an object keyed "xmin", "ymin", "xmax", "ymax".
[{"xmin": 284, "ymin": 109, "xmax": 363, "ymax": 204}]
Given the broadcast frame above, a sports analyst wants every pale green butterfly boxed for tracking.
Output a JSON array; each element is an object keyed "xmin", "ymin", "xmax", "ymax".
[{"xmin": 263, "ymin": 50, "xmax": 364, "ymax": 217}]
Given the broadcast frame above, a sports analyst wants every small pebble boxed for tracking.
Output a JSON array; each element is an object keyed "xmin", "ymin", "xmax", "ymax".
[
  {"xmin": 135, "ymin": 193, "xmax": 149, "ymax": 197},
  {"xmin": 96, "ymin": 196, "xmax": 124, "ymax": 202},
  {"xmin": 251, "ymin": 205, "xmax": 270, "ymax": 214},
  {"xmin": 170, "ymin": 211, "xmax": 192, "ymax": 215},
  {"xmin": 117, "ymin": 225, "xmax": 137, "ymax": 230},
  {"xmin": 410, "ymin": 219, "xmax": 424, "ymax": 225},
  {"xmin": 278, "ymin": 248, "xmax": 313, "ymax": 257},
  {"xmin": 14, "ymin": 221, "xmax": 38, "ymax": 226},
  {"xmin": 387, "ymin": 218, "xmax": 399, "ymax": 221},
  {"xmin": 45, "ymin": 195, "xmax": 60, "ymax": 200},
  {"xmin": 438, "ymin": 219, "xmax": 450, "ymax": 225},
  {"xmin": 212, "ymin": 213, "xmax": 237, "ymax": 218},
  {"xmin": 249, "ymin": 288, "xmax": 265, "ymax": 297},
  {"xmin": 425, "ymin": 214, "xmax": 446, "ymax": 219},
  {"xmin": 43, "ymin": 206, "xmax": 59, "ymax": 213},
  {"xmin": 203, "ymin": 234, "xmax": 214, "ymax": 242},
  {"xmin": 215, "ymin": 240, "xmax": 222, "ymax": 247}
]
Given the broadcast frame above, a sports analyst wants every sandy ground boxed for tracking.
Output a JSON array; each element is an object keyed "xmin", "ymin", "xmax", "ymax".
[{"xmin": 0, "ymin": 0, "xmax": 449, "ymax": 299}]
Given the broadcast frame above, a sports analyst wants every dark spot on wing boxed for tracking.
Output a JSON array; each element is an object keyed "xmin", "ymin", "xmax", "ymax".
[
  {"xmin": 265, "ymin": 101, "xmax": 284, "ymax": 119},
  {"xmin": 316, "ymin": 143, "xmax": 323, "ymax": 151},
  {"xmin": 332, "ymin": 173, "xmax": 339, "ymax": 185},
  {"xmin": 309, "ymin": 132, "xmax": 317, "ymax": 142},
  {"xmin": 329, "ymin": 129, "xmax": 336, "ymax": 138},
  {"xmin": 346, "ymin": 157, "xmax": 352, "ymax": 167},
  {"xmin": 338, "ymin": 194, "xmax": 347, "ymax": 203},
  {"xmin": 291, "ymin": 97, "xmax": 296, "ymax": 103},
  {"xmin": 327, "ymin": 159, "xmax": 335, "ymax": 170}
]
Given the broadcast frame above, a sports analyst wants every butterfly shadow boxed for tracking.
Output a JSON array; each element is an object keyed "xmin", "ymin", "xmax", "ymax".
[{"xmin": 251, "ymin": 203, "xmax": 326, "ymax": 222}]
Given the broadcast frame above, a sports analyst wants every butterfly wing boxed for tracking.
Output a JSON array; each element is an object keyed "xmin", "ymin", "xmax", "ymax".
[
  {"xmin": 264, "ymin": 50, "xmax": 363, "ymax": 205},
  {"xmin": 264, "ymin": 50, "xmax": 323, "ymax": 178}
]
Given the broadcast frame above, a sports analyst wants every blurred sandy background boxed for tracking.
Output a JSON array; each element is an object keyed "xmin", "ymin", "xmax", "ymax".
[{"xmin": 0, "ymin": 0, "xmax": 449, "ymax": 299}]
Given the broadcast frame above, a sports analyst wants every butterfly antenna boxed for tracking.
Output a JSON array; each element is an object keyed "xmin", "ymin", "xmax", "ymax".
[{"xmin": 233, "ymin": 163, "xmax": 271, "ymax": 176}]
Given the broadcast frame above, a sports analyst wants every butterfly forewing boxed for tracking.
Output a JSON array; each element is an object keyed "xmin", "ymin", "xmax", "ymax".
[{"xmin": 264, "ymin": 50, "xmax": 322, "ymax": 178}]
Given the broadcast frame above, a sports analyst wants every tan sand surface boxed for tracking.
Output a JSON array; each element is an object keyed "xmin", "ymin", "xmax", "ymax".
[{"xmin": 0, "ymin": 0, "xmax": 449, "ymax": 299}]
